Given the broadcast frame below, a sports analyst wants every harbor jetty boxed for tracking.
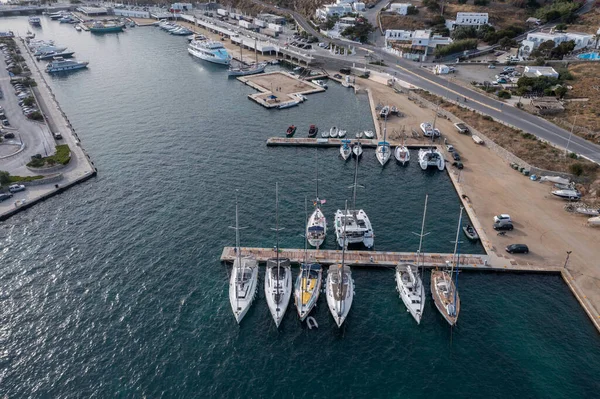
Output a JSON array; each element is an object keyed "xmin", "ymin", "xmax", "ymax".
[{"xmin": 238, "ymin": 71, "xmax": 325, "ymax": 109}]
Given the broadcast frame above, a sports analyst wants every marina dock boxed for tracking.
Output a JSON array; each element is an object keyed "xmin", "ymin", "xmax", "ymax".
[
  {"xmin": 266, "ymin": 137, "xmax": 432, "ymax": 147},
  {"xmin": 238, "ymin": 71, "xmax": 325, "ymax": 109}
]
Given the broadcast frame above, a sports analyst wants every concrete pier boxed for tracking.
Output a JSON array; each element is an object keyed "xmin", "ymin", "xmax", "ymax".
[{"xmin": 238, "ymin": 71, "xmax": 325, "ymax": 109}]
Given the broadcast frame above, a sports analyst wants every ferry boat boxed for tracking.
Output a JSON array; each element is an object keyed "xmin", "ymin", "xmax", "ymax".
[
  {"xmin": 28, "ymin": 16, "xmax": 41, "ymax": 26},
  {"xmin": 46, "ymin": 58, "xmax": 88, "ymax": 73},
  {"xmin": 89, "ymin": 21, "xmax": 124, "ymax": 33},
  {"xmin": 188, "ymin": 39, "xmax": 231, "ymax": 65}
]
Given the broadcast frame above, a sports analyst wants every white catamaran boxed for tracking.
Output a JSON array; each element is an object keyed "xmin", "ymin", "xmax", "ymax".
[
  {"xmin": 327, "ymin": 200, "xmax": 355, "ymax": 327},
  {"xmin": 295, "ymin": 197, "xmax": 324, "ymax": 321},
  {"xmin": 264, "ymin": 183, "xmax": 292, "ymax": 327},
  {"xmin": 229, "ymin": 192, "xmax": 259, "ymax": 324},
  {"xmin": 307, "ymin": 152, "xmax": 327, "ymax": 248},
  {"xmin": 395, "ymin": 194, "xmax": 429, "ymax": 324},
  {"xmin": 431, "ymin": 206, "xmax": 464, "ymax": 326}
]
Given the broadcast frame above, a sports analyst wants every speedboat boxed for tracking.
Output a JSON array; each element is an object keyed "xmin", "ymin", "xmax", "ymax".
[
  {"xmin": 329, "ymin": 126, "xmax": 338, "ymax": 138},
  {"xmin": 321, "ymin": 129, "xmax": 329, "ymax": 138},
  {"xmin": 279, "ymin": 100, "xmax": 300, "ymax": 109},
  {"xmin": 396, "ymin": 264, "xmax": 425, "ymax": 324},
  {"xmin": 364, "ymin": 130, "xmax": 374, "ymax": 139},
  {"xmin": 25, "ymin": 30, "xmax": 36, "ymax": 40},
  {"xmin": 420, "ymin": 122, "xmax": 433, "ymax": 136},
  {"xmin": 37, "ymin": 51, "xmax": 75, "ymax": 60},
  {"xmin": 338, "ymin": 129, "xmax": 347, "ymax": 138},
  {"xmin": 552, "ymin": 189, "xmax": 581, "ymax": 200},
  {"xmin": 75, "ymin": 25, "xmax": 82, "ymax": 32},
  {"xmin": 308, "ymin": 125, "xmax": 318, "ymax": 137},
  {"xmin": 356, "ymin": 131, "xmax": 363, "ymax": 139},
  {"xmin": 340, "ymin": 139, "xmax": 352, "ymax": 160},
  {"xmin": 394, "ymin": 145, "xmax": 410, "ymax": 165},
  {"xmin": 188, "ymin": 39, "xmax": 232, "ymax": 65},
  {"xmin": 286, "ymin": 125, "xmax": 296, "ymax": 137},
  {"xmin": 313, "ymin": 79, "xmax": 328, "ymax": 89},
  {"xmin": 418, "ymin": 148, "xmax": 445, "ymax": 171},
  {"xmin": 352, "ymin": 142, "xmax": 363, "ymax": 158}
]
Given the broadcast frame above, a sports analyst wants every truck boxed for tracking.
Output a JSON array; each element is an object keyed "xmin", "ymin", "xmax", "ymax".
[
  {"xmin": 239, "ymin": 20, "xmax": 254, "ymax": 29},
  {"xmin": 217, "ymin": 8, "xmax": 228, "ymax": 17},
  {"xmin": 267, "ymin": 23, "xmax": 283, "ymax": 33},
  {"xmin": 261, "ymin": 28, "xmax": 278, "ymax": 38},
  {"xmin": 454, "ymin": 122, "xmax": 469, "ymax": 134},
  {"xmin": 253, "ymin": 18, "xmax": 266, "ymax": 28}
]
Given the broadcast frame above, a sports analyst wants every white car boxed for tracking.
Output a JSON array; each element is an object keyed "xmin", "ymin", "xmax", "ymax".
[
  {"xmin": 8, "ymin": 184, "xmax": 26, "ymax": 193},
  {"xmin": 494, "ymin": 214, "xmax": 511, "ymax": 223}
]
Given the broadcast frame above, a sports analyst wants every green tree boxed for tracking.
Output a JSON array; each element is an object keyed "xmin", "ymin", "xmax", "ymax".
[
  {"xmin": 452, "ymin": 26, "xmax": 477, "ymax": 40},
  {"xmin": 406, "ymin": 5, "xmax": 419, "ymax": 15},
  {"xmin": 555, "ymin": 86, "xmax": 568, "ymax": 98},
  {"xmin": 0, "ymin": 171, "xmax": 10, "ymax": 185},
  {"xmin": 498, "ymin": 36, "xmax": 516, "ymax": 49}
]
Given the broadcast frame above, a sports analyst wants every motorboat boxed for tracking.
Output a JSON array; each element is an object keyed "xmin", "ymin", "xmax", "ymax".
[
  {"xmin": 552, "ymin": 189, "xmax": 581, "ymax": 200},
  {"xmin": 396, "ymin": 264, "xmax": 425, "ymax": 324},
  {"xmin": 229, "ymin": 195, "xmax": 259, "ymax": 324},
  {"xmin": 462, "ymin": 224, "xmax": 479, "ymax": 241},
  {"xmin": 338, "ymin": 129, "xmax": 347, "ymax": 138},
  {"xmin": 188, "ymin": 39, "xmax": 232, "ymax": 65},
  {"xmin": 364, "ymin": 130, "xmax": 374, "ymax": 139},
  {"xmin": 418, "ymin": 148, "xmax": 445, "ymax": 171},
  {"xmin": 37, "ymin": 51, "xmax": 74, "ymax": 61},
  {"xmin": 352, "ymin": 142, "xmax": 363, "ymax": 158},
  {"xmin": 340, "ymin": 139, "xmax": 352, "ymax": 161},
  {"xmin": 313, "ymin": 79, "xmax": 328, "ymax": 89},
  {"xmin": 321, "ymin": 129, "xmax": 329, "ymax": 138},
  {"xmin": 356, "ymin": 131, "xmax": 363, "ymax": 139},
  {"xmin": 33, "ymin": 45, "xmax": 67, "ymax": 56},
  {"xmin": 308, "ymin": 125, "xmax": 318, "ymax": 137},
  {"xmin": 75, "ymin": 25, "xmax": 82, "ymax": 32},
  {"xmin": 379, "ymin": 105, "xmax": 390, "ymax": 118},
  {"xmin": 286, "ymin": 125, "xmax": 296, "ymax": 137},
  {"xmin": 171, "ymin": 26, "xmax": 193, "ymax": 35},
  {"xmin": 265, "ymin": 183, "xmax": 292, "ymax": 327},
  {"xmin": 420, "ymin": 122, "xmax": 441, "ymax": 138},
  {"xmin": 394, "ymin": 145, "xmax": 410, "ymax": 165},
  {"xmin": 326, "ymin": 201, "xmax": 354, "ymax": 327},
  {"xmin": 48, "ymin": 12, "xmax": 66, "ymax": 20},
  {"xmin": 278, "ymin": 100, "xmax": 300, "ymax": 109},
  {"xmin": 25, "ymin": 30, "xmax": 35, "ymax": 40},
  {"xmin": 588, "ymin": 216, "xmax": 600, "ymax": 226},
  {"xmin": 46, "ymin": 57, "xmax": 88, "ymax": 73},
  {"xmin": 329, "ymin": 126, "xmax": 338, "ymax": 138}
]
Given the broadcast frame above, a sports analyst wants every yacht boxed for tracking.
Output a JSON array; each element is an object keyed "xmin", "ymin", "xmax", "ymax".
[
  {"xmin": 313, "ymin": 79, "xmax": 328, "ymax": 89},
  {"xmin": 334, "ymin": 155, "xmax": 374, "ymax": 248},
  {"xmin": 28, "ymin": 16, "xmax": 41, "ymax": 26},
  {"xmin": 46, "ymin": 58, "xmax": 88, "ymax": 73},
  {"xmin": 48, "ymin": 12, "xmax": 66, "ymax": 20},
  {"xmin": 352, "ymin": 141, "xmax": 363, "ymax": 158},
  {"xmin": 551, "ymin": 189, "xmax": 581, "ymax": 200},
  {"xmin": 327, "ymin": 201, "xmax": 354, "ymax": 327},
  {"xmin": 295, "ymin": 263, "xmax": 323, "ymax": 321},
  {"xmin": 329, "ymin": 126, "xmax": 338, "ymax": 138},
  {"xmin": 171, "ymin": 26, "xmax": 193, "ymax": 36},
  {"xmin": 229, "ymin": 194, "xmax": 259, "ymax": 324},
  {"xmin": 376, "ymin": 122, "xmax": 390, "ymax": 166},
  {"xmin": 265, "ymin": 183, "xmax": 292, "ymax": 327},
  {"xmin": 418, "ymin": 147, "xmax": 445, "ymax": 171},
  {"xmin": 396, "ymin": 264, "xmax": 425, "ymax": 324},
  {"xmin": 37, "ymin": 51, "xmax": 74, "ymax": 61},
  {"xmin": 188, "ymin": 39, "xmax": 231, "ymax": 65},
  {"xmin": 340, "ymin": 139, "xmax": 352, "ymax": 161},
  {"xmin": 394, "ymin": 145, "xmax": 410, "ymax": 165},
  {"xmin": 33, "ymin": 44, "xmax": 67, "ymax": 56},
  {"xmin": 364, "ymin": 130, "xmax": 374, "ymax": 139},
  {"xmin": 307, "ymin": 154, "xmax": 327, "ymax": 248}
]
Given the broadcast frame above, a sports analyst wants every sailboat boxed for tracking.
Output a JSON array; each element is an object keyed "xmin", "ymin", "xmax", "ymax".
[
  {"xmin": 376, "ymin": 115, "xmax": 391, "ymax": 166},
  {"xmin": 394, "ymin": 128, "xmax": 410, "ymax": 165},
  {"xmin": 228, "ymin": 192, "xmax": 259, "ymax": 324},
  {"xmin": 228, "ymin": 37, "xmax": 267, "ymax": 76},
  {"xmin": 340, "ymin": 139, "xmax": 352, "ymax": 160},
  {"xmin": 295, "ymin": 197, "xmax": 323, "ymax": 321},
  {"xmin": 431, "ymin": 207, "xmax": 463, "ymax": 326},
  {"xmin": 307, "ymin": 152, "xmax": 327, "ymax": 248},
  {"xmin": 264, "ymin": 183, "xmax": 292, "ymax": 327},
  {"xmin": 334, "ymin": 152, "xmax": 374, "ymax": 248},
  {"xmin": 395, "ymin": 194, "xmax": 428, "ymax": 324},
  {"xmin": 327, "ymin": 200, "xmax": 355, "ymax": 327},
  {"xmin": 352, "ymin": 141, "xmax": 363, "ymax": 158}
]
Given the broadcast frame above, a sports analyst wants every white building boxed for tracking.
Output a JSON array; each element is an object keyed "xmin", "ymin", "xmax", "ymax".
[
  {"xmin": 446, "ymin": 12, "xmax": 489, "ymax": 30},
  {"xmin": 354, "ymin": 2, "xmax": 365, "ymax": 11},
  {"xmin": 520, "ymin": 31, "xmax": 594, "ymax": 55},
  {"xmin": 385, "ymin": 29, "xmax": 453, "ymax": 58},
  {"xmin": 315, "ymin": 3, "xmax": 353, "ymax": 20},
  {"xmin": 390, "ymin": 3, "xmax": 412, "ymax": 15},
  {"xmin": 524, "ymin": 66, "xmax": 559, "ymax": 78},
  {"xmin": 336, "ymin": 0, "xmax": 355, "ymax": 4},
  {"xmin": 113, "ymin": 9, "xmax": 150, "ymax": 18},
  {"xmin": 170, "ymin": 3, "xmax": 192, "ymax": 12}
]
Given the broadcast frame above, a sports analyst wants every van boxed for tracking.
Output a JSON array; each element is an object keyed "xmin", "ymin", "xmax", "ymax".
[{"xmin": 503, "ymin": 66, "xmax": 515, "ymax": 72}]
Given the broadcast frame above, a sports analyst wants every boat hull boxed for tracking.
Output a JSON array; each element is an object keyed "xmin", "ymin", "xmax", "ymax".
[
  {"xmin": 227, "ymin": 63, "xmax": 266, "ymax": 77},
  {"xmin": 430, "ymin": 270, "xmax": 460, "ymax": 326},
  {"xmin": 394, "ymin": 146, "xmax": 410, "ymax": 165},
  {"xmin": 46, "ymin": 63, "xmax": 88, "ymax": 73},
  {"xmin": 326, "ymin": 265, "xmax": 354, "ymax": 327},
  {"xmin": 188, "ymin": 46, "xmax": 230, "ymax": 65},
  {"xmin": 265, "ymin": 261, "xmax": 292, "ymax": 327},
  {"xmin": 229, "ymin": 257, "xmax": 259, "ymax": 324},
  {"xmin": 307, "ymin": 207, "xmax": 326, "ymax": 248},
  {"xmin": 395, "ymin": 264, "xmax": 425, "ymax": 324},
  {"xmin": 90, "ymin": 26, "xmax": 124, "ymax": 33},
  {"xmin": 294, "ymin": 266, "xmax": 323, "ymax": 321},
  {"xmin": 376, "ymin": 144, "xmax": 391, "ymax": 166}
]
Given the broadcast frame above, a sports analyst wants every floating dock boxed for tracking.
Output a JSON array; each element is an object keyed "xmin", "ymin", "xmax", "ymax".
[
  {"xmin": 266, "ymin": 137, "xmax": 435, "ymax": 148},
  {"xmin": 238, "ymin": 71, "xmax": 325, "ymax": 109}
]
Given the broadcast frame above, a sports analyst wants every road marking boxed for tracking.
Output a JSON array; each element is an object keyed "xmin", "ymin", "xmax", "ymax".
[{"xmin": 395, "ymin": 64, "xmax": 503, "ymax": 112}]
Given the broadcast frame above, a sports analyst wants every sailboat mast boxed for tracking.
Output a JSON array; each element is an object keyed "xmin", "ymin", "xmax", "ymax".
[
  {"xmin": 235, "ymin": 192, "xmax": 241, "ymax": 266},
  {"xmin": 452, "ymin": 207, "xmax": 464, "ymax": 313},
  {"xmin": 383, "ymin": 114, "xmax": 387, "ymax": 142},
  {"xmin": 302, "ymin": 196, "xmax": 309, "ymax": 300},
  {"xmin": 315, "ymin": 150, "xmax": 320, "ymax": 203},
  {"xmin": 417, "ymin": 194, "xmax": 429, "ymax": 275},
  {"xmin": 275, "ymin": 182, "xmax": 280, "ymax": 284},
  {"xmin": 339, "ymin": 200, "xmax": 348, "ymax": 300},
  {"xmin": 450, "ymin": 207, "xmax": 463, "ymax": 276},
  {"xmin": 352, "ymin": 152, "xmax": 359, "ymax": 212}
]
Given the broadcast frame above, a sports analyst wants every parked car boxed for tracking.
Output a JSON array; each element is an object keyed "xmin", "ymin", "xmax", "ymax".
[
  {"xmin": 493, "ymin": 221, "xmax": 514, "ymax": 231},
  {"xmin": 494, "ymin": 214, "xmax": 511, "ymax": 223},
  {"xmin": 1, "ymin": 119, "xmax": 9, "ymax": 126},
  {"xmin": 0, "ymin": 192, "xmax": 13, "ymax": 202},
  {"xmin": 445, "ymin": 144, "xmax": 454, "ymax": 152},
  {"xmin": 8, "ymin": 184, "xmax": 25, "ymax": 193},
  {"xmin": 452, "ymin": 152, "xmax": 461, "ymax": 161},
  {"xmin": 487, "ymin": 64, "xmax": 496, "ymax": 69},
  {"xmin": 506, "ymin": 244, "xmax": 529, "ymax": 254},
  {"xmin": 452, "ymin": 161, "xmax": 463, "ymax": 169},
  {"xmin": 3, "ymin": 132, "xmax": 15, "ymax": 139}
]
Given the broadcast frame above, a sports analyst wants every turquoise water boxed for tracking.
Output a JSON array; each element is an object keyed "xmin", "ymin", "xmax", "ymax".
[
  {"xmin": 0, "ymin": 18, "xmax": 599, "ymax": 397},
  {"xmin": 578, "ymin": 52, "xmax": 600, "ymax": 60}
]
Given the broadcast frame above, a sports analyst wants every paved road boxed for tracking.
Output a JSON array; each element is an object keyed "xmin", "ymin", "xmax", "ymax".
[{"xmin": 255, "ymin": 2, "xmax": 600, "ymax": 163}]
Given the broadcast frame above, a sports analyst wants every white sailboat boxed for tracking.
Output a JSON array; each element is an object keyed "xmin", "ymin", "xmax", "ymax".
[
  {"xmin": 334, "ymin": 153, "xmax": 374, "ymax": 248},
  {"xmin": 307, "ymin": 152, "xmax": 326, "ymax": 248},
  {"xmin": 228, "ymin": 192, "xmax": 259, "ymax": 324},
  {"xmin": 395, "ymin": 195, "xmax": 429, "ymax": 324},
  {"xmin": 228, "ymin": 37, "xmax": 267, "ymax": 77},
  {"xmin": 376, "ymin": 116, "xmax": 391, "ymax": 166},
  {"xmin": 431, "ymin": 207, "xmax": 463, "ymax": 326},
  {"xmin": 327, "ymin": 200, "xmax": 355, "ymax": 327},
  {"xmin": 340, "ymin": 139, "xmax": 352, "ymax": 160},
  {"xmin": 264, "ymin": 183, "xmax": 292, "ymax": 327},
  {"xmin": 394, "ymin": 129, "xmax": 410, "ymax": 165},
  {"xmin": 295, "ymin": 197, "xmax": 324, "ymax": 321},
  {"xmin": 352, "ymin": 141, "xmax": 363, "ymax": 158}
]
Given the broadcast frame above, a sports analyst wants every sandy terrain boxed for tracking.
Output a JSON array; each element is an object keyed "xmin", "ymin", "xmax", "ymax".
[{"xmin": 354, "ymin": 76, "xmax": 600, "ymax": 320}]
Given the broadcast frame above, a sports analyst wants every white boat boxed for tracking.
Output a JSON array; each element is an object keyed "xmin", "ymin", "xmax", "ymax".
[
  {"xmin": 379, "ymin": 105, "xmax": 390, "ymax": 118},
  {"xmin": 33, "ymin": 45, "xmax": 67, "ymax": 56},
  {"xmin": 25, "ymin": 30, "xmax": 35, "ymax": 39},
  {"xmin": 418, "ymin": 147, "xmax": 445, "ymax": 171},
  {"xmin": 228, "ymin": 38, "xmax": 267, "ymax": 76},
  {"xmin": 376, "ymin": 120, "xmax": 390, "ymax": 166},
  {"xmin": 431, "ymin": 207, "xmax": 464, "ymax": 326},
  {"xmin": 364, "ymin": 130, "xmax": 374, "ymax": 139},
  {"xmin": 296, "ymin": 198, "xmax": 324, "ymax": 321},
  {"xmin": 588, "ymin": 216, "xmax": 600, "ymax": 226},
  {"xmin": 352, "ymin": 142, "xmax": 363, "ymax": 158},
  {"xmin": 355, "ymin": 131, "xmax": 363, "ymax": 139},
  {"xmin": 340, "ymin": 139, "xmax": 352, "ymax": 161},
  {"xmin": 552, "ymin": 189, "xmax": 581, "ymax": 200},
  {"xmin": 394, "ymin": 145, "xmax": 410, "ymax": 165},
  {"xmin": 420, "ymin": 122, "xmax": 441, "ymax": 138},
  {"xmin": 338, "ymin": 129, "xmax": 347, "ymax": 138},
  {"xmin": 472, "ymin": 135, "xmax": 484, "ymax": 145},
  {"xmin": 229, "ymin": 194, "xmax": 259, "ymax": 324},
  {"xmin": 75, "ymin": 25, "xmax": 82, "ymax": 32},
  {"xmin": 334, "ymin": 156, "xmax": 374, "ymax": 248},
  {"xmin": 321, "ymin": 129, "xmax": 329, "ymax": 138},
  {"xmin": 313, "ymin": 79, "xmax": 328, "ymax": 89},
  {"xmin": 575, "ymin": 206, "xmax": 600, "ymax": 216},
  {"xmin": 46, "ymin": 57, "xmax": 88, "ymax": 73},
  {"xmin": 329, "ymin": 126, "xmax": 338, "ymax": 138},
  {"xmin": 307, "ymin": 153, "xmax": 327, "ymax": 248},
  {"xmin": 395, "ymin": 195, "xmax": 429, "ymax": 324},
  {"xmin": 264, "ymin": 183, "xmax": 292, "ymax": 327},
  {"xmin": 188, "ymin": 39, "xmax": 232, "ymax": 65},
  {"xmin": 326, "ymin": 201, "xmax": 354, "ymax": 328}
]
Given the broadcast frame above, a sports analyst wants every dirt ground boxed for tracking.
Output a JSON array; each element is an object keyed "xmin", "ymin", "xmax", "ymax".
[{"xmin": 354, "ymin": 76, "xmax": 600, "ymax": 319}]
